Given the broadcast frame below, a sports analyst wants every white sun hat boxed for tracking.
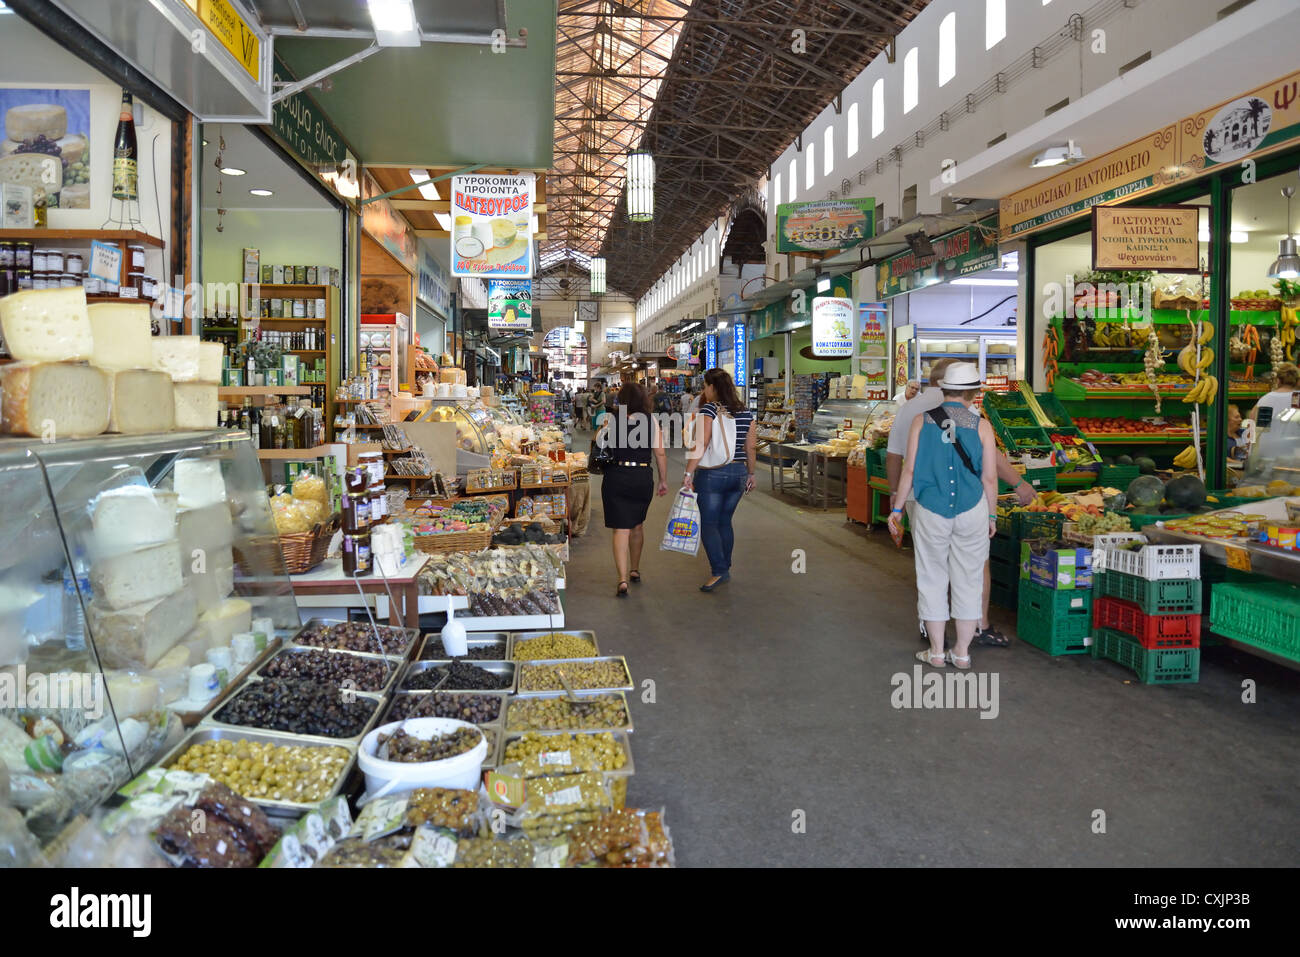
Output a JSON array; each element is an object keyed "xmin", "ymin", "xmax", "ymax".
[{"xmin": 937, "ymin": 361, "xmax": 983, "ymax": 390}]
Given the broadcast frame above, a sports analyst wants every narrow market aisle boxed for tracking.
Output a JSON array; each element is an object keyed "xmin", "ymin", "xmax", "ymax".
[{"xmin": 566, "ymin": 440, "xmax": 1300, "ymax": 867}]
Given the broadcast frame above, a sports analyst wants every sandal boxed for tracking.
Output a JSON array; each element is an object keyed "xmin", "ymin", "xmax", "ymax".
[
  {"xmin": 973, "ymin": 626, "xmax": 1010, "ymax": 648},
  {"xmin": 946, "ymin": 650, "xmax": 972, "ymax": 670},
  {"xmin": 629, "ymin": 570, "xmax": 641, "ymax": 584},
  {"xmin": 915, "ymin": 649, "xmax": 946, "ymax": 667},
  {"xmin": 616, "ymin": 581, "xmax": 629, "ymax": 597}
]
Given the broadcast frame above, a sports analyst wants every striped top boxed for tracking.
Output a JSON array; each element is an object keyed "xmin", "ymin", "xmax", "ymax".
[{"xmin": 700, "ymin": 402, "xmax": 754, "ymax": 462}]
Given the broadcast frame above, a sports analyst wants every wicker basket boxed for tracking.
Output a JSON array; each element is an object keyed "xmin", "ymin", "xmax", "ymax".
[
  {"xmin": 236, "ymin": 513, "xmax": 339, "ymax": 576},
  {"xmin": 407, "ymin": 502, "xmax": 501, "ymax": 555}
]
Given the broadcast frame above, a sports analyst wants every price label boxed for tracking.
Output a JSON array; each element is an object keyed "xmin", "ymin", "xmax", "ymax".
[
  {"xmin": 533, "ymin": 840, "xmax": 569, "ymax": 869},
  {"xmin": 89, "ymin": 241, "xmax": 123, "ymax": 287},
  {"xmin": 1224, "ymin": 545, "xmax": 1253, "ymax": 571},
  {"xmin": 409, "ymin": 825, "xmax": 458, "ymax": 868},
  {"xmin": 299, "ymin": 813, "xmax": 330, "ymax": 859},
  {"xmin": 544, "ymin": 785, "xmax": 583, "ymax": 807},
  {"xmin": 537, "ymin": 750, "xmax": 573, "ymax": 767}
]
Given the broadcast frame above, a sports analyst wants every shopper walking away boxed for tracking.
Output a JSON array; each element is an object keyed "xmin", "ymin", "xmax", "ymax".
[
  {"xmin": 598, "ymin": 383, "xmax": 669, "ymax": 596},
  {"xmin": 888, "ymin": 363, "xmax": 998, "ymax": 670},
  {"xmin": 592, "ymin": 395, "xmax": 615, "ymax": 433},
  {"xmin": 683, "ymin": 368, "xmax": 756, "ymax": 592},
  {"xmin": 587, "ymin": 384, "xmax": 605, "ymax": 429}
]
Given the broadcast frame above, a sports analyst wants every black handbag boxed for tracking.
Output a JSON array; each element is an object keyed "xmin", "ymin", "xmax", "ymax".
[{"xmin": 588, "ymin": 436, "xmax": 616, "ymax": 474}]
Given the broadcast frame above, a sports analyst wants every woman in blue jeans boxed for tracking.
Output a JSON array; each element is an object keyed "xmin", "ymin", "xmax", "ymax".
[{"xmin": 683, "ymin": 368, "xmax": 757, "ymax": 592}]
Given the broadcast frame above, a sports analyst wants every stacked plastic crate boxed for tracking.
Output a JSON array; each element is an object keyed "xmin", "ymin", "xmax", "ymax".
[
  {"xmin": 1015, "ymin": 535, "xmax": 1094, "ymax": 655},
  {"xmin": 993, "ymin": 510, "xmax": 1065, "ymax": 612},
  {"xmin": 1089, "ymin": 534, "xmax": 1202, "ymax": 684}
]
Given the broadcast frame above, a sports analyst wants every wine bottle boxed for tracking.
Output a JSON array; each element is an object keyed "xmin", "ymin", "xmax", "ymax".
[{"xmin": 112, "ymin": 91, "xmax": 138, "ymax": 201}]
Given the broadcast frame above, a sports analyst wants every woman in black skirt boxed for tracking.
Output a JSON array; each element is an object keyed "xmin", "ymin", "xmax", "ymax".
[{"xmin": 599, "ymin": 383, "xmax": 669, "ymax": 596}]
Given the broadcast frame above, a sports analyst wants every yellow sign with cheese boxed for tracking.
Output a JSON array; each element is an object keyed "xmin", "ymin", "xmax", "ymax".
[
  {"xmin": 185, "ymin": 0, "xmax": 261, "ymax": 82},
  {"xmin": 1092, "ymin": 205, "xmax": 1201, "ymax": 272}
]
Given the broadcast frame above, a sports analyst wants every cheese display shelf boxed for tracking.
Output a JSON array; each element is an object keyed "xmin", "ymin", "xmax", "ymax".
[{"xmin": 0, "ymin": 430, "xmax": 301, "ymax": 850}]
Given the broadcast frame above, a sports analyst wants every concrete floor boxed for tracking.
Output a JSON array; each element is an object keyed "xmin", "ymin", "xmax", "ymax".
[{"xmin": 564, "ymin": 442, "xmax": 1300, "ymax": 867}]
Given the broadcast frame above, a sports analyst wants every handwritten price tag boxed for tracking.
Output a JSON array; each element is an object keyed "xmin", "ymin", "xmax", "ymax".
[{"xmin": 89, "ymin": 241, "xmax": 122, "ymax": 286}]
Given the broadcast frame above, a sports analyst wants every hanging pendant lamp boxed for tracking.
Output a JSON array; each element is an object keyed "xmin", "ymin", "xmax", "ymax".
[
  {"xmin": 590, "ymin": 256, "xmax": 606, "ymax": 295},
  {"xmin": 626, "ymin": 150, "xmax": 655, "ymax": 222},
  {"xmin": 1268, "ymin": 186, "xmax": 1299, "ymax": 280}
]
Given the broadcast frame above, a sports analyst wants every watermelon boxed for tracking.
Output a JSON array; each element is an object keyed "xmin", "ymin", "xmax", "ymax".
[
  {"xmin": 1135, "ymin": 456, "xmax": 1157, "ymax": 474},
  {"xmin": 1101, "ymin": 455, "xmax": 1115, "ymax": 466},
  {"xmin": 1103, "ymin": 491, "xmax": 1127, "ymax": 510},
  {"xmin": 1127, "ymin": 474, "xmax": 1165, "ymax": 508},
  {"xmin": 1115, "ymin": 454, "xmax": 1134, "ymax": 466},
  {"xmin": 1165, "ymin": 474, "xmax": 1207, "ymax": 510}
]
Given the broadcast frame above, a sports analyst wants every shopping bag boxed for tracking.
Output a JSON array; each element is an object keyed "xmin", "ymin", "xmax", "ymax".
[{"xmin": 660, "ymin": 489, "xmax": 701, "ymax": 556}]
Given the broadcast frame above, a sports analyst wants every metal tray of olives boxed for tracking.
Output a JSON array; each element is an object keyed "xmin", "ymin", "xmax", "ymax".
[
  {"xmin": 508, "ymin": 630, "xmax": 600, "ymax": 660},
  {"xmin": 290, "ymin": 617, "xmax": 420, "ymax": 658},
  {"xmin": 514, "ymin": 656, "xmax": 633, "ymax": 696},
  {"xmin": 381, "ymin": 690, "xmax": 508, "ymax": 730},
  {"xmin": 481, "ymin": 726, "xmax": 502, "ymax": 771},
  {"xmin": 500, "ymin": 729, "xmax": 635, "ymax": 777},
  {"xmin": 416, "ymin": 633, "xmax": 509, "ymax": 661},
  {"xmin": 253, "ymin": 646, "xmax": 405, "ymax": 697},
  {"xmin": 200, "ymin": 682, "xmax": 388, "ymax": 748},
  {"xmin": 154, "ymin": 725, "xmax": 358, "ymax": 817},
  {"xmin": 503, "ymin": 690, "xmax": 634, "ymax": 734},
  {"xmin": 400, "ymin": 659, "xmax": 517, "ymax": 694}
]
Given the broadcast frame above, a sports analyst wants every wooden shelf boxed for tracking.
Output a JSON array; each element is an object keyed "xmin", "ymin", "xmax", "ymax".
[
  {"xmin": 287, "ymin": 349, "xmax": 325, "ymax": 355},
  {"xmin": 0, "ymin": 228, "xmax": 163, "ymax": 247},
  {"xmin": 257, "ymin": 446, "xmax": 334, "ymax": 460},
  {"xmin": 253, "ymin": 317, "xmax": 326, "ymax": 324},
  {"xmin": 218, "ymin": 386, "xmax": 312, "ymax": 396},
  {"xmin": 242, "ymin": 283, "xmax": 331, "ymax": 294}
]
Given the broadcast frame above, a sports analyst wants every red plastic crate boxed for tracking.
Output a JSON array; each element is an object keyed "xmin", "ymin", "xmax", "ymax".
[{"xmin": 1091, "ymin": 596, "xmax": 1201, "ymax": 649}]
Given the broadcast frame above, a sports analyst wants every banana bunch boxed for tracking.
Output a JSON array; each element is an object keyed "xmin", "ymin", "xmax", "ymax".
[
  {"xmin": 1092, "ymin": 324, "xmax": 1112, "ymax": 347},
  {"xmin": 1173, "ymin": 445, "xmax": 1199, "ymax": 469},
  {"xmin": 1181, "ymin": 374, "xmax": 1219, "ymax": 405},
  {"xmin": 1280, "ymin": 306, "xmax": 1300, "ymax": 361},
  {"xmin": 1177, "ymin": 344, "xmax": 1197, "ymax": 377},
  {"xmin": 1198, "ymin": 320, "xmax": 1213, "ymax": 346}
]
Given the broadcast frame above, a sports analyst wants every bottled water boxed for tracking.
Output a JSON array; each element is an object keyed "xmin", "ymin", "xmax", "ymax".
[{"xmin": 62, "ymin": 551, "xmax": 90, "ymax": 651}]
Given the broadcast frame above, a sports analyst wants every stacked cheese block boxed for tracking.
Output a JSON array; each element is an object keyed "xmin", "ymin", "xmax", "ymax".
[
  {"xmin": 88, "ymin": 460, "xmax": 251, "ymax": 711},
  {"xmin": 0, "ymin": 287, "xmax": 222, "ymax": 438},
  {"xmin": 0, "ymin": 102, "xmax": 89, "ymax": 207}
]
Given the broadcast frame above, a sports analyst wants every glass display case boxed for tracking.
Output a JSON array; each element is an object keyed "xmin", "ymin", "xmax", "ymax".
[
  {"xmin": 1240, "ymin": 403, "xmax": 1300, "ymax": 487},
  {"xmin": 0, "ymin": 431, "xmax": 298, "ymax": 851},
  {"xmin": 417, "ymin": 400, "xmax": 503, "ymax": 454},
  {"xmin": 808, "ymin": 398, "xmax": 892, "ymax": 443}
]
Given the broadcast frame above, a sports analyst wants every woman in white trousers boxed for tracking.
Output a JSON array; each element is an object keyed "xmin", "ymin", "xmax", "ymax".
[{"xmin": 887, "ymin": 363, "xmax": 998, "ymax": 670}]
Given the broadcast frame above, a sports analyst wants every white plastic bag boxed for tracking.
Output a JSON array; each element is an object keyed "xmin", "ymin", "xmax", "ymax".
[{"xmin": 660, "ymin": 489, "xmax": 701, "ymax": 556}]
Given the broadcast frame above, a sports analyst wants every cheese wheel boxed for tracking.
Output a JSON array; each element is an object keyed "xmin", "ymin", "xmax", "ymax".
[
  {"xmin": 197, "ymin": 342, "xmax": 224, "ymax": 384},
  {"xmin": 0, "ymin": 361, "xmax": 108, "ymax": 438},
  {"xmin": 59, "ymin": 183, "xmax": 89, "ymax": 209},
  {"xmin": 92, "ymin": 486, "xmax": 178, "ymax": 557},
  {"xmin": 0, "ymin": 288, "xmax": 93, "ymax": 362},
  {"xmin": 0, "ymin": 139, "xmax": 17, "ymax": 156},
  {"xmin": 151, "ymin": 335, "xmax": 202, "ymax": 382},
  {"xmin": 89, "ymin": 586, "xmax": 197, "ymax": 670},
  {"xmin": 89, "ymin": 302, "xmax": 153, "ymax": 371},
  {"xmin": 56, "ymin": 133, "xmax": 87, "ymax": 165},
  {"xmin": 0, "ymin": 152, "xmax": 61, "ymax": 202},
  {"xmin": 108, "ymin": 369, "xmax": 175, "ymax": 434},
  {"xmin": 4, "ymin": 103, "xmax": 67, "ymax": 142},
  {"xmin": 173, "ymin": 382, "xmax": 217, "ymax": 430},
  {"xmin": 90, "ymin": 540, "xmax": 185, "ymax": 611}
]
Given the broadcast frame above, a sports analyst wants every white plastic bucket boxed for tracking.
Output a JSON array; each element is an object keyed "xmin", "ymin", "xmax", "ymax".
[{"xmin": 357, "ymin": 717, "xmax": 487, "ymax": 802}]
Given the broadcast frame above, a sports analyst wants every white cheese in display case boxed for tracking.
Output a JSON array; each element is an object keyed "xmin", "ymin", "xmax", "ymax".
[
  {"xmin": 173, "ymin": 382, "xmax": 217, "ymax": 430},
  {"xmin": 0, "ymin": 361, "xmax": 109, "ymax": 438},
  {"xmin": 173, "ymin": 459, "xmax": 226, "ymax": 508},
  {"xmin": 185, "ymin": 545, "xmax": 235, "ymax": 613},
  {"xmin": 87, "ymin": 585, "xmax": 198, "ymax": 670},
  {"xmin": 197, "ymin": 342, "xmax": 224, "ymax": 383},
  {"xmin": 88, "ymin": 302, "xmax": 153, "ymax": 370},
  {"xmin": 89, "ymin": 540, "xmax": 184, "ymax": 611},
  {"xmin": 107, "ymin": 369, "xmax": 175, "ymax": 433},
  {"xmin": 151, "ymin": 335, "xmax": 202, "ymax": 382},
  {"xmin": 103, "ymin": 673, "xmax": 162, "ymax": 716},
  {"xmin": 0, "ymin": 288, "xmax": 94, "ymax": 362},
  {"xmin": 196, "ymin": 597, "xmax": 252, "ymax": 650},
  {"xmin": 178, "ymin": 503, "xmax": 235, "ymax": 555},
  {"xmin": 91, "ymin": 486, "xmax": 178, "ymax": 557}
]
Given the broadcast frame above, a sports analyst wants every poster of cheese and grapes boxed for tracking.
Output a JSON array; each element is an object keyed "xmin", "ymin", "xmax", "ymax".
[{"xmin": 0, "ymin": 88, "xmax": 91, "ymax": 209}]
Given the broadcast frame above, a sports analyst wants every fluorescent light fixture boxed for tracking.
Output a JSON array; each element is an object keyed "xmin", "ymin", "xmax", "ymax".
[
  {"xmin": 717, "ymin": 320, "xmax": 729, "ymax": 330},
  {"xmin": 249, "ymin": 188, "xmax": 273, "ymax": 197},
  {"xmin": 368, "ymin": 0, "xmax": 420, "ymax": 45},
  {"xmin": 995, "ymin": 251, "xmax": 1018, "ymax": 272},
  {"xmin": 950, "ymin": 277, "xmax": 1019, "ymax": 286},
  {"xmin": 1230, "ymin": 230, "xmax": 1248, "ymax": 243},
  {"xmin": 589, "ymin": 257, "xmax": 606, "ymax": 295},
  {"xmin": 434, "ymin": 213, "xmax": 451, "ymax": 230},
  {"xmin": 220, "ymin": 167, "xmax": 246, "ymax": 176},
  {"xmin": 409, "ymin": 168, "xmax": 439, "ymax": 200},
  {"xmin": 1030, "ymin": 142, "xmax": 1085, "ymax": 167},
  {"xmin": 626, "ymin": 150, "xmax": 655, "ymax": 222},
  {"xmin": 1199, "ymin": 227, "xmax": 1210, "ymax": 242},
  {"xmin": 816, "ymin": 275, "xmax": 831, "ymax": 293}
]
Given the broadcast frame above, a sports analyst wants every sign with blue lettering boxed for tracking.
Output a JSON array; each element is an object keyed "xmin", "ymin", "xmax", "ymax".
[
  {"xmin": 705, "ymin": 334, "xmax": 717, "ymax": 370},
  {"xmin": 733, "ymin": 324, "xmax": 747, "ymax": 385}
]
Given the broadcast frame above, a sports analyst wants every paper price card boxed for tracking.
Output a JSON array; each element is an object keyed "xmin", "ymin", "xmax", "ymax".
[
  {"xmin": 538, "ymin": 750, "xmax": 573, "ymax": 767},
  {"xmin": 533, "ymin": 839, "xmax": 569, "ymax": 869},
  {"xmin": 89, "ymin": 241, "xmax": 123, "ymax": 286},
  {"xmin": 544, "ymin": 785, "xmax": 583, "ymax": 807},
  {"xmin": 351, "ymin": 795, "xmax": 409, "ymax": 842}
]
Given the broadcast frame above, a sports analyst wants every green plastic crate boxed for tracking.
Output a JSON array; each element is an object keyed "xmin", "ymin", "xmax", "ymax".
[
  {"xmin": 989, "ymin": 533, "xmax": 1019, "ymax": 562},
  {"xmin": 1099, "ymin": 464, "xmax": 1139, "ymax": 488},
  {"xmin": 1209, "ymin": 581, "xmax": 1300, "ymax": 662},
  {"xmin": 1012, "ymin": 510, "xmax": 1066, "ymax": 540},
  {"xmin": 1034, "ymin": 392, "xmax": 1077, "ymax": 430},
  {"xmin": 1018, "ymin": 580, "xmax": 1092, "ymax": 654},
  {"xmin": 866, "ymin": 447, "xmax": 888, "ymax": 479},
  {"xmin": 1094, "ymin": 570, "xmax": 1201, "ymax": 614},
  {"xmin": 1091, "ymin": 627, "xmax": 1201, "ymax": 683},
  {"xmin": 990, "ymin": 554, "xmax": 1019, "ymax": 587},
  {"xmin": 990, "ymin": 579, "xmax": 1018, "ymax": 610}
]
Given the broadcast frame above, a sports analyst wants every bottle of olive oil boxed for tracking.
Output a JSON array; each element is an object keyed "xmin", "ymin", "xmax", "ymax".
[{"xmin": 112, "ymin": 91, "xmax": 138, "ymax": 201}]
